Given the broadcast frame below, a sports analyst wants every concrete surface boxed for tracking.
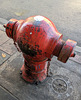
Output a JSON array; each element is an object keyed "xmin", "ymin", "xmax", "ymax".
[
  {"xmin": 0, "ymin": 86, "xmax": 17, "ymax": 100},
  {"xmin": 0, "ymin": 1, "xmax": 81, "ymax": 100}
]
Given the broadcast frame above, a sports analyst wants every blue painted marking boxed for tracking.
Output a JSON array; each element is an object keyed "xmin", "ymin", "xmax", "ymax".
[{"xmin": 38, "ymin": 65, "xmax": 40, "ymax": 69}]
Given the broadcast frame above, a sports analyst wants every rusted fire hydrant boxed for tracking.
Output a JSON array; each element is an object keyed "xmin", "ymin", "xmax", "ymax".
[{"xmin": 4, "ymin": 15, "xmax": 77, "ymax": 84}]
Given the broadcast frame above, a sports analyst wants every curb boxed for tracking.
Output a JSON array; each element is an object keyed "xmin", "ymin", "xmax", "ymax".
[{"xmin": 75, "ymin": 46, "xmax": 81, "ymax": 53}]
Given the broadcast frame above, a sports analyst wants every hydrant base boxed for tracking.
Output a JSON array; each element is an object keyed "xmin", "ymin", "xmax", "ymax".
[{"xmin": 20, "ymin": 64, "xmax": 47, "ymax": 83}]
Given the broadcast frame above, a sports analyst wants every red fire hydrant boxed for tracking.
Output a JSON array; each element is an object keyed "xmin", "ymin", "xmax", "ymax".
[{"xmin": 4, "ymin": 15, "xmax": 77, "ymax": 84}]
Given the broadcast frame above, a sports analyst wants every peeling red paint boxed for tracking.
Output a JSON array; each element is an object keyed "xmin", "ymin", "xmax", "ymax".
[{"xmin": 4, "ymin": 15, "xmax": 77, "ymax": 83}]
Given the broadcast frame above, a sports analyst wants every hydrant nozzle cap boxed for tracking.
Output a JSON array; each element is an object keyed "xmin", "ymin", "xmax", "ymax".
[
  {"xmin": 5, "ymin": 19, "xmax": 18, "ymax": 38},
  {"xmin": 58, "ymin": 39, "xmax": 77, "ymax": 63}
]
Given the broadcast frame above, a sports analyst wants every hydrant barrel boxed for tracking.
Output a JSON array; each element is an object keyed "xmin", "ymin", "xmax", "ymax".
[{"xmin": 4, "ymin": 15, "xmax": 77, "ymax": 83}]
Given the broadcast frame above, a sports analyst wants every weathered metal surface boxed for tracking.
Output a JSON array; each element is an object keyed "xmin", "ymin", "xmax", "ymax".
[
  {"xmin": 4, "ymin": 15, "xmax": 77, "ymax": 83},
  {"xmin": 58, "ymin": 39, "xmax": 77, "ymax": 63},
  {"xmin": 52, "ymin": 79, "xmax": 67, "ymax": 93},
  {"xmin": 4, "ymin": 19, "xmax": 18, "ymax": 38},
  {"xmin": 20, "ymin": 61, "xmax": 48, "ymax": 83},
  {"xmin": 0, "ymin": 49, "xmax": 10, "ymax": 65},
  {"xmin": 47, "ymin": 75, "xmax": 74, "ymax": 100}
]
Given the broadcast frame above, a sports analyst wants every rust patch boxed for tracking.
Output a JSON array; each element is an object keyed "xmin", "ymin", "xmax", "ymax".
[{"xmin": 18, "ymin": 39, "xmax": 37, "ymax": 57}]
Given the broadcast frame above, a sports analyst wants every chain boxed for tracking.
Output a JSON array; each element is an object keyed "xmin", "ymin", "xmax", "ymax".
[{"xmin": 14, "ymin": 41, "xmax": 21, "ymax": 52}]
